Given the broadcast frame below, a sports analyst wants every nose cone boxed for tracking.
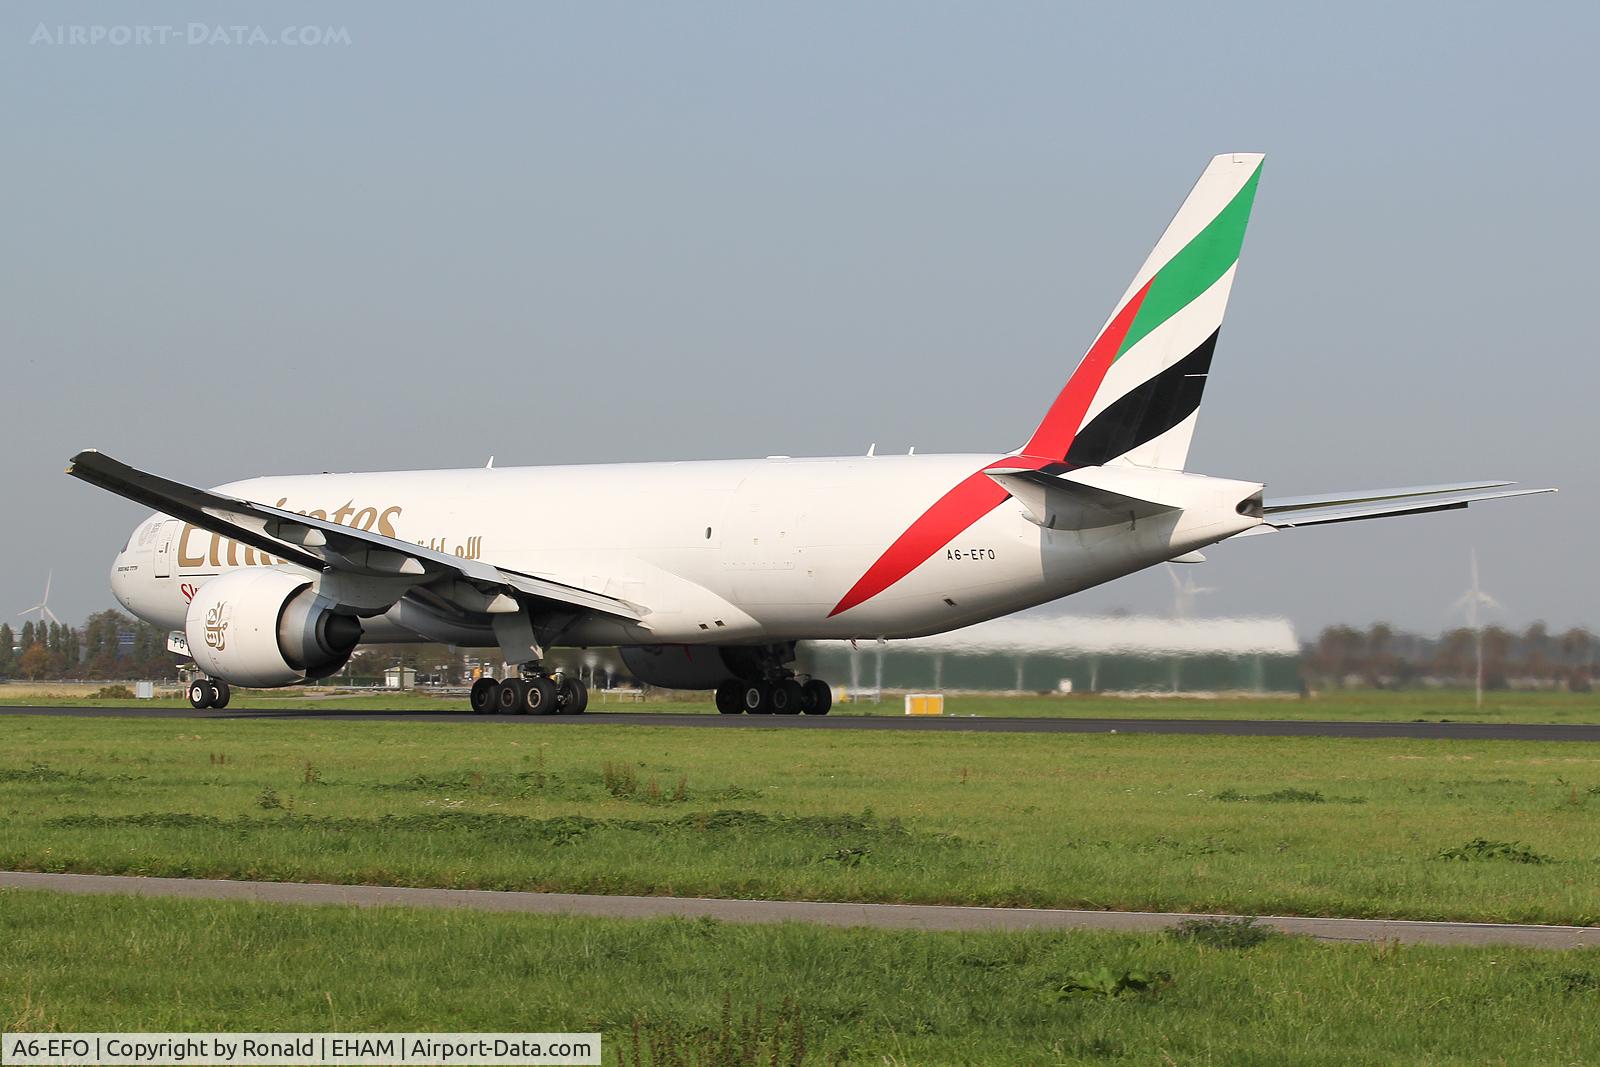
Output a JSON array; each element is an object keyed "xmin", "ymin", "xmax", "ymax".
[{"xmin": 110, "ymin": 546, "xmax": 137, "ymax": 614}]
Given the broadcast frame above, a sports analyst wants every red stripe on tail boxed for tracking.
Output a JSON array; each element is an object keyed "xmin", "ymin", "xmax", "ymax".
[
  {"xmin": 827, "ymin": 282, "xmax": 1152, "ymax": 618},
  {"xmin": 827, "ymin": 454, "xmax": 1054, "ymax": 619},
  {"xmin": 1019, "ymin": 278, "xmax": 1153, "ymax": 461}
]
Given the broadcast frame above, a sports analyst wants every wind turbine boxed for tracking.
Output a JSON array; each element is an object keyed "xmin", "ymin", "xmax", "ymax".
[
  {"xmin": 17, "ymin": 571, "xmax": 62, "ymax": 627},
  {"xmin": 1452, "ymin": 548, "xmax": 1502, "ymax": 708},
  {"xmin": 1166, "ymin": 564, "xmax": 1215, "ymax": 620},
  {"xmin": 1164, "ymin": 564, "xmax": 1215, "ymax": 693}
]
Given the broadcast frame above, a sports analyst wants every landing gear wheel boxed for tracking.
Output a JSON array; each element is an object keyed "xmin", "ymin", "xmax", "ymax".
[
  {"xmin": 522, "ymin": 676, "xmax": 559, "ymax": 715},
  {"xmin": 715, "ymin": 680, "xmax": 744, "ymax": 715},
  {"xmin": 469, "ymin": 678, "xmax": 498, "ymax": 714},
  {"xmin": 496, "ymin": 678, "xmax": 527, "ymax": 714},
  {"xmin": 801, "ymin": 679, "xmax": 832, "ymax": 715},
  {"xmin": 771, "ymin": 679, "xmax": 804, "ymax": 715},
  {"xmin": 209, "ymin": 681, "xmax": 230, "ymax": 710},
  {"xmin": 188, "ymin": 680, "xmax": 213, "ymax": 710},
  {"xmin": 557, "ymin": 676, "xmax": 588, "ymax": 714},
  {"xmin": 741, "ymin": 681, "xmax": 774, "ymax": 714}
]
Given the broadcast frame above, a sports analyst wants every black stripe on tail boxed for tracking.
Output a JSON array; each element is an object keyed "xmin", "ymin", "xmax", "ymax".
[{"xmin": 1065, "ymin": 330, "xmax": 1219, "ymax": 467}]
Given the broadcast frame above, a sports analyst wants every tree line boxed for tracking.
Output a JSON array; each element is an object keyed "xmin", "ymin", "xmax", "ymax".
[
  {"xmin": 0, "ymin": 611, "xmax": 176, "ymax": 681},
  {"xmin": 3, "ymin": 609, "xmax": 1596, "ymax": 692},
  {"xmin": 1303, "ymin": 622, "xmax": 1595, "ymax": 691},
  {"xmin": 0, "ymin": 609, "xmax": 475, "ymax": 685}
]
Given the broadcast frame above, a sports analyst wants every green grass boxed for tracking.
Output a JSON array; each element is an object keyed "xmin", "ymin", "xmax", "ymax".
[
  {"xmin": 3, "ymin": 888, "xmax": 1598, "ymax": 1065},
  {"xmin": 5, "ymin": 714, "xmax": 1600, "ymax": 924},
  {"xmin": 4, "ymin": 687, "xmax": 1598, "ymax": 723}
]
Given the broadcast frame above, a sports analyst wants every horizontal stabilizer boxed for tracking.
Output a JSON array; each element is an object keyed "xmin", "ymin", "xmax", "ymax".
[
  {"xmin": 1260, "ymin": 482, "xmax": 1555, "ymax": 530},
  {"xmin": 987, "ymin": 468, "xmax": 1176, "ymax": 530},
  {"xmin": 65, "ymin": 449, "xmax": 644, "ymax": 622}
]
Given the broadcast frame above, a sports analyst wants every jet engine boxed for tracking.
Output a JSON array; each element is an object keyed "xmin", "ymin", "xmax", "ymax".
[
  {"xmin": 619, "ymin": 644, "xmax": 765, "ymax": 690},
  {"xmin": 184, "ymin": 568, "xmax": 362, "ymax": 688}
]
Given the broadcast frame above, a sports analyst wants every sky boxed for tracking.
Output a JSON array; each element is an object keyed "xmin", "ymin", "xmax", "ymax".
[{"xmin": 2, "ymin": 2, "xmax": 1595, "ymax": 641}]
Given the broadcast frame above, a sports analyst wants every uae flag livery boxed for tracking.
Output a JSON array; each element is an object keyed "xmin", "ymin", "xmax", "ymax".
[{"xmin": 830, "ymin": 154, "xmax": 1263, "ymax": 617}]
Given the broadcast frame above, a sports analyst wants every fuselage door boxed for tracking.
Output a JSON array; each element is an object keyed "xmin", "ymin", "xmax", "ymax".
[{"xmin": 152, "ymin": 519, "xmax": 180, "ymax": 578}]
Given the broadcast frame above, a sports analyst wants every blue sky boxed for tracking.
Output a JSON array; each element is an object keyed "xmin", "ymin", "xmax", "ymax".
[{"xmin": 3, "ymin": 2, "xmax": 1595, "ymax": 637}]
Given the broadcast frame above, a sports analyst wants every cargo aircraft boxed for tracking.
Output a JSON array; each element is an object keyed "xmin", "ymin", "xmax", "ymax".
[{"xmin": 70, "ymin": 153, "xmax": 1552, "ymax": 714}]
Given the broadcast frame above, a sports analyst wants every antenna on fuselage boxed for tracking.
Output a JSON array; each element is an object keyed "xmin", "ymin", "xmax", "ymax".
[
  {"xmin": 866, "ymin": 443, "xmax": 876, "ymax": 457},
  {"xmin": 486, "ymin": 456, "xmax": 495, "ymax": 469}
]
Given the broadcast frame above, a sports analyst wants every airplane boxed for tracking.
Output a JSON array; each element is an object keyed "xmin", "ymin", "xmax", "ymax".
[{"xmin": 69, "ymin": 152, "xmax": 1553, "ymax": 714}]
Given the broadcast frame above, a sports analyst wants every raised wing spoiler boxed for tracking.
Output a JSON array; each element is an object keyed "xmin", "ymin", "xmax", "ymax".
[
  {"xmin": 65, "ymin": 449, "xmax": 645, "ymax": 622},
  {"xmin": 1259, "ymin": 481, "xmax": 1555, "ymax": 529}
]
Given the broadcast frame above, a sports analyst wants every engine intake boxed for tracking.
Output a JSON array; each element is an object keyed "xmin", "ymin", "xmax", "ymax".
[{"xmin": 185, "ymin": 568, "xmax": 362, "ymax": 688}]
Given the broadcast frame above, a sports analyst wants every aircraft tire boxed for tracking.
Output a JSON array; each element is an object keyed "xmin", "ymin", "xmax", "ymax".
[
  {"xmin": 523, "ymin": 675, "xmax": 559, "ymax": 715},
  {"xmin": 558, "ymin": 676, "xmax": 588, "ymax": 714},
  {"xmin": 772, "ymin": 679, "xmax": 804, "ymax": 715},
  {"xmin": 714, "ymin": 680, "xmax": 743, "ymax": 714},
  {"xmin": 469, "ymin": 678, "xmax": 497, "ymax": 714},
  {"xmin": 497, "ymin": 678, "xmax": 527, "ymax": 714},
  {"xmin": 801, "ymin": 679, "xmax": 832, "ymax": 715},
  {"xmin": 188, "ymin": 680, "xmax": 212, "ymax": 710},
  {"xmin": 209, "ymin": 681, "xmax": 230, "ymax": 710},
  {"xmin": 741, "ymin": 681, "xmax": 774, "ymax": 714}
]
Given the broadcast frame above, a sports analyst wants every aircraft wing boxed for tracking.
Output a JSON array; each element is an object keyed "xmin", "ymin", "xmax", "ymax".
[
  {"xmin": 65, "ymin": 449, "xmax": 645, "ymax": 622},
  {"xmin": 1259, "ymin": 481, "xmax": 1555, "ymax": 530}
]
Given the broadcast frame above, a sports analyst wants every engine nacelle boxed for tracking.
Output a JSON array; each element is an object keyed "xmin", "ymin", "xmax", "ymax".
[
  {"xmin": 185, "ymin": 568, "xmax": 362, "ymax": 688},
  {"xmin": 619, "ymin": 644, "xmax": 765, "ymax": 690}
]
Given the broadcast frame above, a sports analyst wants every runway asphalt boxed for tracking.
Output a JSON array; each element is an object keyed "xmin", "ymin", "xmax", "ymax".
[
  {"xmin": 2, "ymin": 871, "xmax": 1594, "ymax": 948},
  {"xmin": 3, "ymin": 703, "xmax": 1599, "ymax": 740}
]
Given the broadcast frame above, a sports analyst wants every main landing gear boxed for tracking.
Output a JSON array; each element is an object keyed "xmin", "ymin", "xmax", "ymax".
[
  {"xmin": 715, "ymin": 676, "xmax": 832, "ymax": 716},
  {"xmin": 186, "ymin": 677, "xmax": 231, "ymax": 710},
  {"xmin": 470, "ymin": 671, "xmax": 588, "ymax": 716}
]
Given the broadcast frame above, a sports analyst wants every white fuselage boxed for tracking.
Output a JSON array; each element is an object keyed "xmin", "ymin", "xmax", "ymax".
[{"xmin": 109, "ymin": 454, "xmax": 1263, "ymax": 648}]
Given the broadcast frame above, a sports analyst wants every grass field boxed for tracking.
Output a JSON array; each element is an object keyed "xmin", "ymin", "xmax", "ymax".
[
  {"xmin": 4, "ymin": 683, "xmax": 1599, "ymax": 723},
  {"xmin": 4, "ymin": 888, "xmax": 1598, "ymax": 1065},
  {"xmin": 5, "ymin": 714, "xmax": 1600, "ymax": 924}
]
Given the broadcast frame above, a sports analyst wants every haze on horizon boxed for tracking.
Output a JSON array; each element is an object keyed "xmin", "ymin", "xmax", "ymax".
[{"xmin": 2, "ymin": 2, "xmax": 1594, "ymax": 641}]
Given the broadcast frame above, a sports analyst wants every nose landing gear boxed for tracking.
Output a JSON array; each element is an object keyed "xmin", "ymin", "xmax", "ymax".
[{"xmin": 186, "ymin": 677, "xmax": 230, "ymax": 710}]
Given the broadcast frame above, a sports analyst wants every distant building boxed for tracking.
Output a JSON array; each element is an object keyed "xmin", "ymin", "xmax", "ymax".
[
  {"xmin": 804, "ymin": 614, "xmax": 1300, "ymax": 695},
  {"xmin": 383, "ymin": 665, "xmax": 417, "ymax": 690}
]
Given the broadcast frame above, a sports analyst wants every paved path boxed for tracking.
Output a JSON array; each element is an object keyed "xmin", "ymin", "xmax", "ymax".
[
  {"xmin": 3, "ymin": 703, "xmax": 1599, "ymax": 740},
  {"xmin": 4, "ymin": 871, "xmax": 1596, "ymax": 948}
]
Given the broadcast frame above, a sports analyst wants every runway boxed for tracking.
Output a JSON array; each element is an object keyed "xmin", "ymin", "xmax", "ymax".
[
  {"xmin": 3, "ymin": 703, "xmax": 1599, "ymax": 740},
  {"xmin": 2, "ymin": 870, "xmax": 1594, "ymax": 948}
]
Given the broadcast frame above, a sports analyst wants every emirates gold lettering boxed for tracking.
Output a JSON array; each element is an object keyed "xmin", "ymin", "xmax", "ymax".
[{"xmin": 171, "ymin": 502, "xmax": 482, "ymax": 571}]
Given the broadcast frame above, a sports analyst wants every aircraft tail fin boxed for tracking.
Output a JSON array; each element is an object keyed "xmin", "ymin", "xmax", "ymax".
[{"xmin": 1021, "ymin": 153, "xmax": 1263, "ymax": 471}]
